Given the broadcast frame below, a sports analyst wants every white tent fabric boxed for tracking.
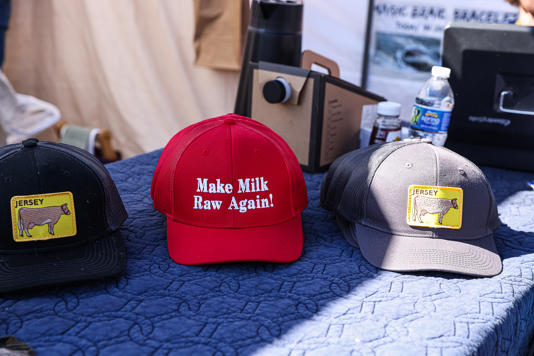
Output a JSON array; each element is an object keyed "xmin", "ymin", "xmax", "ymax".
[{"xmin": 4, "ymin": 0, "xmax": 239, "ymax": 157}]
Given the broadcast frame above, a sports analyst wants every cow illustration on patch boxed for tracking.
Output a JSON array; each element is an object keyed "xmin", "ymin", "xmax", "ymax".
[
  {"xmin": 11, "ymin": 192, "xmax": 77, "ymax": 242},
  {"xmin": 406, "ymin": 185, "xmax": 463, "ymax": 229}
]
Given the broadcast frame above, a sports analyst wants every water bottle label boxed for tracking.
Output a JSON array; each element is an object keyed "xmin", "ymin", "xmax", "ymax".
[{"xmin": 410, "ymin": 104, "xmax": 451, "ymax": 132}]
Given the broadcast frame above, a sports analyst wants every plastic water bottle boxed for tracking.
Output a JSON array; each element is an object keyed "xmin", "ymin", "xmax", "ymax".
[{"xmin": 408, "ymin": 66, "xmax": 454, "ymax": 146}]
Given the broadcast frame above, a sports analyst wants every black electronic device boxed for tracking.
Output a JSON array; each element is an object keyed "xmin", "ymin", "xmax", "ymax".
[
  {"xmin": 442, "ymin": 22, "xmax": 534, "ymax": 171},
  {"xmin": 234, "ymin": 0, "xmax": 303, "ymax": 116}
]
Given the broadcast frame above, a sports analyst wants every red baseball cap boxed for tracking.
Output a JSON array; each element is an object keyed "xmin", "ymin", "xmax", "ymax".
[{"xmin": 151, "ymin": 114, "xmax": 308, "ymax": 265}]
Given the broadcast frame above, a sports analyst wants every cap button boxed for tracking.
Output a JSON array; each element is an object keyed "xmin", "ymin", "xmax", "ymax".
[
  {"xmin": 22, "ymin": 138, "xmax": 38, "ymax": 148},
  {"xmin": 224, "ymin": 118, "xmax": 236, "ymax": 125}
]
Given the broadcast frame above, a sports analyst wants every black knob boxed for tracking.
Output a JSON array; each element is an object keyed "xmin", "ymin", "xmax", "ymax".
[{"xmin": 263, "ymin": 78, "xmax": 291, "ymax": 104}]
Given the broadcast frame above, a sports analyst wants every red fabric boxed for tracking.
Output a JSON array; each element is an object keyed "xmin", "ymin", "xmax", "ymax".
[
  {"xmin": 151, "ymin": 114, "xmax": 307, "ymax": 264},
  {"xmin": 166, "ymin": 215, "xmax": 304, "ymax": 265}
]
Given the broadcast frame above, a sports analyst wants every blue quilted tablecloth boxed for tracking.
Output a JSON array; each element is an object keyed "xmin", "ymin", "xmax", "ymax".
[{"xmin": 1, "ymin": 149, "xmax": 534, "ymax": 355}]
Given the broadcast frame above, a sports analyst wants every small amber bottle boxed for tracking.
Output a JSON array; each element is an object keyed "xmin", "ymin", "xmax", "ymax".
[{"xmin": 370, "ymin": 101, "xmax": 402, "ymax": 145}]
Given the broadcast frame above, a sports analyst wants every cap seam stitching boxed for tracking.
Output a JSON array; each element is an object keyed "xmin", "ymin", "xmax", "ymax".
[
  {"xmin": 0, "ymin": 147, "xmax": 21, "ymax": 161},
  {"xmin": 430, "ymin": 144, "xmax": 440, "ymax": 239},
  {"xmin": 435, "ymin": 144, "xmax": 496, "ymax": 233},
  {"xmin": 166, "ymin": 123, "xmax": 222, "ymax": 216},
  {"xmin": 40, "ymin": 142, "xmax": 123, "ymax": 227},
  {"xmin": 362, "ymin": 141, "xmax": 416, "ymax": 221},
  {"xmin": 38, "ymin": 145, "xmax": 107, "ymax": 203},
  {"xmin": 242, "ymin": 122, "xmax": 297, "ymax": 214},
  {"xmin": 228, "ymin": 122, "xmax": 236, "ymax": 226},
  {"xmin": 37, "ymin": 145, "xmax": 111, "ymax": 228}
]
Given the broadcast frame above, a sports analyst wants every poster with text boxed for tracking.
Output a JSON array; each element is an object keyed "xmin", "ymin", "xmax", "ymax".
[{"xmin": 367, "ymin": 0, "xmax": 518, "ymax": 121}]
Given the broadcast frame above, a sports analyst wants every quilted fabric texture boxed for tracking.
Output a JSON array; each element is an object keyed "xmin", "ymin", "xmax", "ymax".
[{"xmin": 1, "ymin": 149, "xmax": 534, "ymax": 355}]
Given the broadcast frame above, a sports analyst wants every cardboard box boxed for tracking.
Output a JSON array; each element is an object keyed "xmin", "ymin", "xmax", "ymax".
[{"xmin": 248, "ymin": 53, "xmax": 384, "ymax": 172}]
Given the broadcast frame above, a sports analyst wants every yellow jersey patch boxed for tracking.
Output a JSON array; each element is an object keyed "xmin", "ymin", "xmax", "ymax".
[
  {"xmin": 11, "ymin": 192, "xmax": 77, "ymax": 242},
  {"xmin": 407, "ymin": 185, "xmax": 463, "ymax": 229}
]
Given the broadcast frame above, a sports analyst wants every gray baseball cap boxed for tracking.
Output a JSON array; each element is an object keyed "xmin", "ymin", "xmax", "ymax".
[{"xmin": 320, "ymin": 140, "xmax": 502, "ymax": 277}]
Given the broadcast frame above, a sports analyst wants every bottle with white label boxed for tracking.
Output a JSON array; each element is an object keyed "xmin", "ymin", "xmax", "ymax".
[
  {"xmin": 408, "ymin": 66, "xmax": 454, "ymax": 146},
  {"xmin": 370, "ymin": 101, "xmax": 402, "ymax": 145}
]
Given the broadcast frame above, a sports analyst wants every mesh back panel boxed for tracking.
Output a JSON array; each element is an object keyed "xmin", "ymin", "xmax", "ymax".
[
  {"xmin": 321, "ymin": 141, "xmax": 417, "ymax": 222},
  {"xmin": 320, "ymin": 148, "xmax": 356, "ymax": 206}
]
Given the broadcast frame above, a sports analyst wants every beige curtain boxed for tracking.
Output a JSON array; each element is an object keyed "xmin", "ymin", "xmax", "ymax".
[{"xmin": 3, "ymin": 0, "xmax": 239, "ymax": 158}]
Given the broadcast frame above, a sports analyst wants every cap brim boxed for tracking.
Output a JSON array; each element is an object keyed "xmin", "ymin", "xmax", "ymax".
[
  {"xmin": 0, "ymin": 231, "xmax": 126, "ymax": 293},
  {"xmin": 166, "ymin": 215, "xmax": 304, "ymax": 265},
  {"xmin": 346, "ymin": 223, "xmax": 502, "ymax": 277}
]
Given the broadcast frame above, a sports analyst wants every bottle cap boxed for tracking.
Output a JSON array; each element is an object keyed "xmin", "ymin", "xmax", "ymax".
[
  {"xmin": 431, "ymin": 66, "xmax": 451, "ymax": 79},
  {"xmin": 377, "ymin": 101, "xmax": 401, "ymax": 117}
]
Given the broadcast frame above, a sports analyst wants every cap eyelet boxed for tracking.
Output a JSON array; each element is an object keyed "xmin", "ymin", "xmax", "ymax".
[{"xmin": 404, "ymin": 162, "xmax": 413, "ymax": 169}]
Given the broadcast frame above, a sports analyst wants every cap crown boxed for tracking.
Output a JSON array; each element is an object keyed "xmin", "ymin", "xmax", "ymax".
[
  {"xmin": 0, "ymin": 141, "xmax": 127, "ymax": 253},
  {"xmin": 151, "ymin": 114, "xmax": 307, "ymax": 227},
  {"xmin": 322, "ymin": 141, "xmax": 499, "ymax": 240}
]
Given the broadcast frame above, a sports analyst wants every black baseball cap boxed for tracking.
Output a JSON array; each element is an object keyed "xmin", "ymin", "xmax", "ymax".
[
  {"xmin": 0, "ymin": 138, "xmax": 127, "ymax": 293},
  {"xmin": 321, "ymin": 140, "xmax": 501, "ymax": 277}
]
